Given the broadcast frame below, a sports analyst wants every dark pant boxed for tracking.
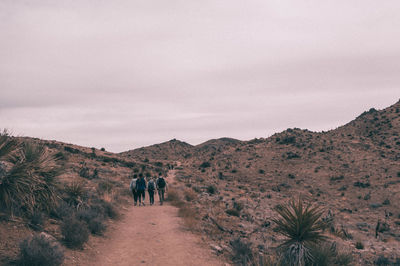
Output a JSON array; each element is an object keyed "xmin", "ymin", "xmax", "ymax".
[
  {"xmin": 148, "ymin": 190, "xmax": 155, "ymax": 205},
  {"xmin": 132, "ymin": 190, "xmax": 138, "ymax": 204},
  {"xmin": 137, "ymin": 189, "xmax": 145, "ymax": 203},
  {"xmin": 158, "ymin": 188, "xmax": 165, "ymax": 204}
]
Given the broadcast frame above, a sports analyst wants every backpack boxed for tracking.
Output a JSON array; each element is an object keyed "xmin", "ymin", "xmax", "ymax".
[
  {"xmin": 137, "ymin": 178, "xmax": 146, "ymax": 191},
  {"xmin": 148, "ymin": 180, "xmax": 155, "ymax": 191},
  {"xmin": 130, "ymin": 178, "xmax": 137, "ymax": 191},
  {"xmin": 157, "ymin": 177, "xmax": 166, "ymax": 189}
]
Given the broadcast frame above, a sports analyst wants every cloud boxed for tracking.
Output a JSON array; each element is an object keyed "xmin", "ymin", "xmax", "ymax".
[{"xmin": 0, "ymin": 0, "xmax": 399, "ymax": 151}]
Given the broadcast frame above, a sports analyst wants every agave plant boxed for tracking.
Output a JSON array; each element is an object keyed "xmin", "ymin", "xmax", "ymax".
[
  {"xmin": 272, "ymin": 198, "xmax": 328, "ymax": 266},
  {"xmin": 0, "ymin": 137, "xmax": 60, "ymax": 215}
]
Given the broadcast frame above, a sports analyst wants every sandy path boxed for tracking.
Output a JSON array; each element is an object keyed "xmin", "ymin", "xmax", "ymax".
[{"xmin": 83, "ymin": 171, "xmax": 226, "ymax": 266}]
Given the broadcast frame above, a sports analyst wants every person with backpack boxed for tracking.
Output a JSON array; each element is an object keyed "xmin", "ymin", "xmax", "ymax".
[
  {"xmin": 136, "ymin": 173, "xmax": 147, "ymax": 206},
  {"xmin": 156, "ymin": 172, "xmax": 167, "ymax": 205},
  {"xmin": 147, "ymin": 176, "xmax": 156, "ymax": 205},
  {"xmin": 129, "ymin": 174, "xmax": 138, "ymax": 206}
]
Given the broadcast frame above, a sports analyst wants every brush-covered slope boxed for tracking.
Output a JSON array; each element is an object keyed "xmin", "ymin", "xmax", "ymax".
[{"xmin": 131, "ymin": 100, "xmax": 400, "ymax": 264}]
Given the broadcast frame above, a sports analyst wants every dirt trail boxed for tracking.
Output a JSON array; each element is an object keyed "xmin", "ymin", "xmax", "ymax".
[{"xmin": 73, "ymin": 170, "xmax": 226, "ymax": 266}]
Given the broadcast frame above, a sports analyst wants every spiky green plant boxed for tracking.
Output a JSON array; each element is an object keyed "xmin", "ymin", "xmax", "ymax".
[
  {"xmin": 272, "ymin": 198, "xmax": 328, "ymax": 266},
  {"xmin": 0, "ymin": 141, "xmax": 60, "ymax": 214},
  {"xmin": 0, "ymin": 130, "xmax": 19, "ymax": 160}
]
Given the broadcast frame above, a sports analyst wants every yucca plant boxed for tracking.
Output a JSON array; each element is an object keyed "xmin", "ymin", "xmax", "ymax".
[
  {"xmin": 0, "ymin": 139, "xmax": 60, "ymax": 215},
  {"xmin": 0, "ymin": 130, "xmax": 19, "ymax": 160},
  {"xmin": 64, "ymin": 181, "xmax": 86, "ymax": 207},
  {"xmin": 272, "ymin": 198, "xmax": 328, "ymax": 266}
]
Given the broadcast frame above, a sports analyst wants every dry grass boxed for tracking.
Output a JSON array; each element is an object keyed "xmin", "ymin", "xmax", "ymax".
[
  {"xmin": 167, "ymin": 186, "xmax": 199, "ymax": 231},
  {"xmin": 183, "ymin": 188, "xmax": 197, "ymax": 201}
]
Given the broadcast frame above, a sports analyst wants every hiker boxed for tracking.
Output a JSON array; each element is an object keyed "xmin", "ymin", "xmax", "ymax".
[
  {"xmin": 147, "ymin": 176, "xmax": 156, "ymax": 205},
  {"xmin": 129, "ymin": 174, "xmax": 138, "ymax": 206},
  {"xmin": 156, "ymin": 172, "xmax": 167, "ymax": 205},
  {"xmin": 136, "ymin": 173, "xmax": 147, "ymax": 206}
]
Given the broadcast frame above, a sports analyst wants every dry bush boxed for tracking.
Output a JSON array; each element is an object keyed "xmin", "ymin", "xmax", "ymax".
[
  {"xmin": 178, "ymin": 205, "xmax": 198, "ymax": 230},
  {"xmin": 230, "ymin": 237, "xmax": 254, "ymax": 265},
  {"xmin": 19, "ymin": 233, "xmax": 64, "ymax": 266},
  {"xmin": 166, "ymin": 187, "xmax": 181, "ymax": 204},
  {"xmin": 97, "ymin": 179, "xmax": 114, "ymax": 194},
  {"xmin": 61, "ymin": 216, "xmax": 89, "ymax": 249},
  {"xmin": 183, "ymin": 188, "xmax": 197, "ymax": 201}
]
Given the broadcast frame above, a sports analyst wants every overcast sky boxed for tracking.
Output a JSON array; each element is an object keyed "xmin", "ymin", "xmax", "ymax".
[{"xmin": 1, "ymin": 0, "xmax": 399, "ymax": 152}]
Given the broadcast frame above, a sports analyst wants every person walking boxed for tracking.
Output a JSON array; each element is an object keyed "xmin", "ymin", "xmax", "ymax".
[
  {"xmin": 147, "ymin": 176, "xmax": 156, "ymax": 205},
  {"xmin": 129, "ymin": 174, "xmax": 138, "ymax": 206},
  {"xmin": 136, "ymin": 173, "xmax": 147, "ymax": 206},
  {"xmin": 156, "ymin": 172, "xmax": 167, "ymax": 205}
]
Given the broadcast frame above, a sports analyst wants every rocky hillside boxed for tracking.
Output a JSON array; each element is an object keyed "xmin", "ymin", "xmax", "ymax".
[
  {"xmin": 1, "ymin": 99, "xmax": 399, "ymax": 265},
  {"xmin": 124, "ymin": 99, "xmax": 400, "ymax": 264}
]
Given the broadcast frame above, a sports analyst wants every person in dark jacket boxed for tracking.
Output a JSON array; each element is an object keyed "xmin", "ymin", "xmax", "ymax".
[
  {"xmin": 136, "ymin": 173, "xmax": 147, "ymax": 206},
  {"xmin": 156, "ymin": 172, "xmax": 167, "ymax": 205},
  {"xmin": 147, "ymin": 176, "xmax": 156, "ymax": 205},
  {"xmin": 130, "ymin": 174, "xmax": 138, "ymax": 206}
]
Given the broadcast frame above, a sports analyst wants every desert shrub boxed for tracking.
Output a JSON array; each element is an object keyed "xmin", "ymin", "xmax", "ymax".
[
  {"xmin": 92, "ymin": 168, "xmax": 99, "ymax": 179},
  {"xmin": 97, "ymin": 179, "xmax": 114, "ymax": 193},
  {"xmin": 166, "ymin": 188, "xmax": 181, "ymax": 203},
  {"xmin": 200, "ymin": 161, "xmax": 211, "ymax": 168},
  {"xmin": 233, "ymin": 201, "xmax": 243, "ymax": 212},
  {"xmin": 87, "ymin": 217, "xmax": 106, "ymax": 235},
  {"xmin": 310, "ymin": 242, "xmax": 352, "ymax": 266},
  {"xmin": 397, "ymin": 172, "xmax": 400, "ymax": 178},
  {"xmin": 273, "ymin": 198, "xmax": 327, "ymax": 266},
  {"xmin": 63, "ymin": 146, "xmax": 80, "ymax": 154},
  {"xmin": 375, "ymin": 255, "xmax": 390, "ymax": 266},
  {"xmin": 207, "ymin": 185, "xmax": 217, "ymax": 194},
  {"xmin": 19, "ymin": 233, "xmax": 64, "ymax": 266},
  {"xmin": 51, "ymin": 201, "xmax": 74, "ymax": 220},
  {"xmin": 29, "ymin": 211, "xmax": 45, "ymax": 231},
  {"xmin": 54, "ymin": 152, "xmax": 67, "ymax": 161},
  {"xmin": 100, "ymin": 147, "xmax": 105, "ymax": 151},
  {"xmin": 330, "ymin": 175, "xmax": 344, "ymax": 181},
  {"xmin": 284, "ymin": 151, "xmax": 301, "ymax": 159},
  {"xmin": 76, "ymin": 208, "xmax": 99, "ymax": 223},
  {"xmin": 226, "ymin": 208, "xmax": 240, "ymax": 217},
  {"xmin": 61, "ymin": 216, "xmax": 89, "ymax": 249},
  {"xmin": 0, "ymin": 142, "xmax": 60, "ymax": 215},
  {"xmin": 355, "ymin": 241, "xmax": 364, "ymax": 250},
  {"xmin": 278, "ymin": 136, "xmax": 296, "ymax": 145},
  {"xmin": 382, "ymin": 199, "xmax": 390, "ymax": 205},
  {"xmin": 79, "ymin": 167, "xmax": 90, "ymax": 178},
  {"xmin": 64, "ymin": 182, "xmax": 86, "ymax": 206},
  {"xmin": 101, "ymin": 200, "xmax": 119, "ymax": 219},
  {"xmin": 183, "ymin": 188, "xmax": 197, "ymax": 201},
  {"xmin": 230, "ymin": 238, "xmax": 253, "ymax": 265},
  {"xmin": 259, "ymin": 169, "xmax": 265, "ymax": 174},
  {"xmin": 353, "ymin": 181, "xmax": 370, "ymax": 188},
  {"xmin": 288, "ymin": 173, "xmax": 296, "ymax": 179},
  {"xmin": 374, "ymin": 255, "xmax": 400, "ymax": 265}
]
